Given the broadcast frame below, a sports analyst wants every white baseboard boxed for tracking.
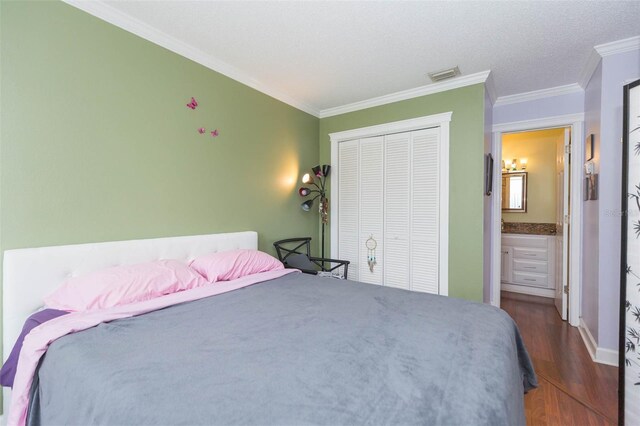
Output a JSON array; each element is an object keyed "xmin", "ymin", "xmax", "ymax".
[
  {"xmin": 501, "ymin": 283, "xmax": 555, "ymax": 298},
  {"xmin": 579, "ymin": 319, "xmax": 619, "ymax": 367}
]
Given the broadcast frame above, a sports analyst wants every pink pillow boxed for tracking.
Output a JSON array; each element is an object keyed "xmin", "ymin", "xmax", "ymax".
[
  {"xmin": 44, "ymin": 260, "xmax": 208, "ymax": 312},
  {"xmin": 189, "ymin": 249, "xmax": 284, "ymax": 283}
]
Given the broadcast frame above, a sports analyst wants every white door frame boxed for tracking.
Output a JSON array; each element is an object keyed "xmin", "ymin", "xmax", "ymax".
[
  {"xmin": 491, "ymin": 113, "xmax": 584, "ymax": 327},
  {"xmin": 329, "ymin": 112, "xmax": 452, "ymax": 296}
]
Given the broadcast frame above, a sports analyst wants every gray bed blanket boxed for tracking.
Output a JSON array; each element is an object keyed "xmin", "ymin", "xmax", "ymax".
[{"xmin": 28, "ymin": 273, "xmax": 536, "ymax": 426}]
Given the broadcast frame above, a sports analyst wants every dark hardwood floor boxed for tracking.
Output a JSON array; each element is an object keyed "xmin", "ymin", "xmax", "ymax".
[{"xmin": 501, "ymin": 291, "xmax": 618, "ymax": 426}]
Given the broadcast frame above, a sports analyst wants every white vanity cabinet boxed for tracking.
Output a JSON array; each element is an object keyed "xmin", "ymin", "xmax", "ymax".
[{"xmin": 501, "ymin": 234, "xmax": 556, "ymax": 298}]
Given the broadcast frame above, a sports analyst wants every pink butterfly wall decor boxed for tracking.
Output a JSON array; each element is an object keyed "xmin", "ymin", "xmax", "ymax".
[
  {"xmin": 186, "ymin": 97, "xmax": 198, "ymax": 110},
  {"xmin": 185, "ymin": 96, "xmax": 221, "ymax": 139}
]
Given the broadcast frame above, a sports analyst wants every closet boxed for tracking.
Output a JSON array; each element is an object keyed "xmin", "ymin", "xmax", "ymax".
[{"xmin": 332, "ymin": 114, "xmax": 449, "ymax": 296}]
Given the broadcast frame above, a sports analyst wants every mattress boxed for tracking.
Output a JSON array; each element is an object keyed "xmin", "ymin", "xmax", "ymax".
[{"xmin": 26, "ymin": 272, "xmax": 536, "ymax": 425}]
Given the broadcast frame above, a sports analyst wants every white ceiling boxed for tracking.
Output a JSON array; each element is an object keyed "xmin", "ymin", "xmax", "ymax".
[{"xmin": 95, "ymin": 1, "xmax": 640, "ymax": 114}]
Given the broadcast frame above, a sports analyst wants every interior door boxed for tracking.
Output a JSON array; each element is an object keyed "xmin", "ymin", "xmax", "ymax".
[
  {"xmin": 358, "ymin": 136, "xmax": 384, "ymax": 285},
  {"xmin": 337, "ymin": 139, "xmax": 360, "ymax": 282},
  {"xmin": 555, "ymin": 127, "xmax": 570, "ymax": 320},
  {"xmin": 383, "ymin": 131, "xmax": 411, "ymax": 290}
]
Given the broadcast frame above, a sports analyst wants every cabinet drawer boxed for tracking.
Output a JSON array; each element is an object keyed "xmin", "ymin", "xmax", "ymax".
[
  {"xmin": 513, "ymin": 247, "xmax": 547, "ymax": 261},
  {"xmin": 514, "ymin": 259, "xmax": 547, "ymax": 274},
  {"xmin": 502, "ymin": 235, "xmax": 548, "ymax": 249},
  {"xmin": 513, "ymin": 271, "xmax": 548, "ymax": 288}
]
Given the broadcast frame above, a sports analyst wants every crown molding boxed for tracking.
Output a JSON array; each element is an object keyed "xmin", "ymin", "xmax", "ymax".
[
  {"xmin": 578, "ymin": 47, "xmax": 602, "ymax": 88},
  {"xmin": 62, "ymin": 0, "xmax": 320, "ymax": 117},
  {"xmin": 579, "ymin": 36, "xmax": 640, "ymax": 88},
  {"xmin": 493, "ymin": 83, "xmax": 583, "ymax": 107},
  {"xmin": 319, "ymin": 70, "xmax": 490, "ymax": 119},
  {"xmin": 484, "ymin": 71, "xmax": 497, "ymax": 105},
  {"xmin": 595, "ymin": 35, "xmax": 640, "ymax": 57}
]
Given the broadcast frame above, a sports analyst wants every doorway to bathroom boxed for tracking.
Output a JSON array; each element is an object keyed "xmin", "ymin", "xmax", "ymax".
[{"xmin": 499, "ymin": 127, "xmax": 571, "ymax": 320}]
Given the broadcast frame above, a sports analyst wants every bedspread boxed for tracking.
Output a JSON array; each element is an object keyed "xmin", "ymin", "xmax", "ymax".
[{"xmin": 25, "ymin": 273, "xmax": 536, "ymax": 425}]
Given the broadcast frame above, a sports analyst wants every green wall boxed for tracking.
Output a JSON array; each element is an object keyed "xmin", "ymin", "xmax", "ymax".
[
  {"xmin": 319, "ymin": 84, "xmax": 486, "ymax": 301},
  {"xmin": 0, "ymin": 0, "xmax": 319, "ymax": 393},
  {"xmin": 1, "ymin": 1, "xmax": 319, "ymax": 254}
]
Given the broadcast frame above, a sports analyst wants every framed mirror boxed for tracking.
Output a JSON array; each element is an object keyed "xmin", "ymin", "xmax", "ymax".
[
  {"xmin": 620, "ymin": 77, "xmax": 640, "ymax": 425},
  {"xmin": 501, "ymin": 172, "xmax": 528, "ymax": 212}
]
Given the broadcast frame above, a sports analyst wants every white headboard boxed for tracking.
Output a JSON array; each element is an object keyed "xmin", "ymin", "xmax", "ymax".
[{"xmin": 2, "ymin": 231, "xmax": 257, "ymax": 417}]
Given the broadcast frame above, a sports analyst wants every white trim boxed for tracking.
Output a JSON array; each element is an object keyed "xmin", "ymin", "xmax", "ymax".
[
  {"xmin": 330, "ymin": 113, "xmax": 452, "ymax": 296},
  {"xmin": 578, "ymin": 36, "xmax": 640, "ymax": 88},
  {"xmin": 494, "ymin": 84, "xmax": 583, "ymax": 107},
  {"xmin": 484, "ymin": 72, "xmax": 497, "ymax": 105},
  {"xmin": 595, "ymin": 35, "xmax": 640, "ymax": 57},
  {"xmin": 596, "ymin": 347, "xmax": 620, "ymax": 367},
  {"xmin": 330, "ymin": 138, "xmax": 339, "ymax": 264},
  {"xmin": 328, "ymin": 112, "xmax": 453, "ymax": 143},
  {"xmin": 490, "ymin": 114, "xmax": 584, "ymax": 328},
  {"xmin": 579, "ymin": 319, "xmax": 597, "ymax": 358},
  {"xmin": 579, "ymin": 319, "xmax": 619, "ymax": 367},
  {"xmin": 501, "ymin": 283, "xmax": 555, "ymax": 299},
  {"xmin": 439, "ymin": 121, "xmax": 450, "ymax": 296},
  {"xmin": 492, "ymin": 113, "xmax": 584, "ymax": 133},
  {"xmin": 490, "ymin": 131, "xmax": 502, "ymax": 307},
  {"xmin": 319, "ymin": 72, "xmax": 489, "ymax": 119},
  {"xmin": 578, "ymin": 48, "xmax": 602, "ymax": 89},
  {"xmin": 62, "ymin": 0, "xmax": 320, "ymax": 117}
]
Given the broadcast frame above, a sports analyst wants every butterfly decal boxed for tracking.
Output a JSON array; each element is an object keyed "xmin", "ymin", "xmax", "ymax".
[
  {"xmin": 186, "ymin": 97, "xmax": 198, "ymax": 110},
  {"xmin": 211, "ymin": 129, "xmax": 219, "ymax": 137},
  {"xmin": 198, "ymin": 128, "xmax": 206, "ymax": 134}
]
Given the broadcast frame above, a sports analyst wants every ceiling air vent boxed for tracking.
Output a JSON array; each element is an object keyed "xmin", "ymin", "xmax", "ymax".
[{"xmin": 428, "ymin": 66, "xmax": 460, "ymax": 82}]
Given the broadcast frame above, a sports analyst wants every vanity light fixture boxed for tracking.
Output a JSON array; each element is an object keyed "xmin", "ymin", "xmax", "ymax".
[{"xmin": 520, "ymin": 159, "xmax": 527, "ymax": 170}]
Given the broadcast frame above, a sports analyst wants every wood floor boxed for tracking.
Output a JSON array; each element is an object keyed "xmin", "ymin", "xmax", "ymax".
[{"xmin": 501, "ymin": 291, "xmax": 618, "ymax": 426}]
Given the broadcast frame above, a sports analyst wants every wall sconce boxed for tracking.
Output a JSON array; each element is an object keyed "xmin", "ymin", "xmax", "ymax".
[{"xmin": 520, "ymin": 159, "xmax": 527, "ymax": 170}]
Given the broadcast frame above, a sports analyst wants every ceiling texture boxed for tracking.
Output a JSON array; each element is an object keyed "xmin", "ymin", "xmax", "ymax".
[{"xmin": 86, "ymin": 1, "xmax": 640, "ymax": 115}]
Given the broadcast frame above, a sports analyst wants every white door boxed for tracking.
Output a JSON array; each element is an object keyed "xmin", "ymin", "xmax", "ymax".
[
  {"xmin": 555, "ymin": 128, "xmax": 571, "ymax": 320},
  {"xmin": 358, "ymin": 136, "xmax": 384, "ymax": 284},
  {"xmin": 384, "ymin": 131, "xmax": 411, "ymax": 290},
  {"xmin": 338, "ymin": 139, "xmax": 360, "ymax": 282},
  {"xmin": 410, "ymin": 128, "xmax": 441, "ymax": 294},
  {"xmin": 336, "ymin": 126, "xmax": 443, "ymax": 295}
]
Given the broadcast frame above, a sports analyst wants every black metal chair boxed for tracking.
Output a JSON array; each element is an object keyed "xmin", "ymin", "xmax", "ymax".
[{"xmin": 273, "ymin": 237, "xmax": 350, "ymax": 279}]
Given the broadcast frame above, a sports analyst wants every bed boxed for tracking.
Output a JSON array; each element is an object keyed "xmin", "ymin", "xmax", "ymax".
[{"xmin": 2, "ymin": 231, "xmax": 536, "ymax": 425}]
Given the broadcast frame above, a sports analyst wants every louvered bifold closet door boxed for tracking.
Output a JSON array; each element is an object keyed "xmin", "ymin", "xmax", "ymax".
[
  {"xmin": 338, "ymin": 139, "xmax": 360, "ymax": 281},
  {"xmin": 384, "ymin": 132, "xmax": 411, "ymax": 290},
  {"xmin": 358, "ymin": 136, "xmax": 384, "ymax": 285},
  {"xmin": 410, "ymin": 128, "xmax": 440, "ymax": 294}
]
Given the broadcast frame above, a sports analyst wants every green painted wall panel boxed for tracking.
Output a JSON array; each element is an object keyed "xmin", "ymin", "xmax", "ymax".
[
  {"xmin": 1, "ymin": 1, "xmax": 319, "ymax": 254},
  {"xmin": 319, "ymin": 84, "xmax": 485, "ymax": 301}
]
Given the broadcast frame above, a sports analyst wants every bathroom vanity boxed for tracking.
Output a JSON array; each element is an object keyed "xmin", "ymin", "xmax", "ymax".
[{"xmin": 501, "ymin": 231, "xmax": 557, "ymax": 298}]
